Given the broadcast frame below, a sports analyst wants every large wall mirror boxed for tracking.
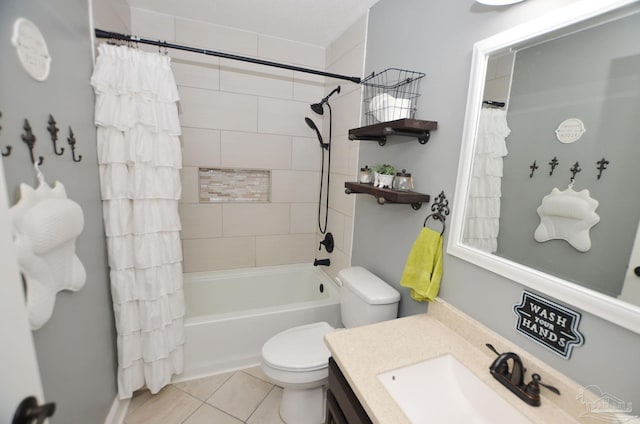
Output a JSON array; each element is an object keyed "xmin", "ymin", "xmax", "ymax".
[{"xmin": 449, "ymin": 0, "xmax": 640, "ymax": 334}]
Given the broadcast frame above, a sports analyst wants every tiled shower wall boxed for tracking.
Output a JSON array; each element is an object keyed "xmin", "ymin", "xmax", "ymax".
[{"xmin": 130, "ymin": 9, "xmax": 366, "ymax": 275}]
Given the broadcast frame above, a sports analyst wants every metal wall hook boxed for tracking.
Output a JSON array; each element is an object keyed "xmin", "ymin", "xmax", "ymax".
[
  {"xmin": 47, "ymin": 114, "xmax": 64, "ymax": 155},
  {"xmin": 0, "ymin": 111, "xmax": 11, "ymax": 157},
  {"xmin": 596, "ymin": 157, "xmax": 609, "ymax": 180},
  {"xmin": 529, "ymin": 160, "xmax": 538, "ymax": 178},
  {"xmin": 548, "ymin": 157, "xmax": 558, "ymax": 176},
  {"xmin": 570, "ymin": 161, "xmax": 581, "ymax": 181},
  {"xmin": 21, "ymin": 119, "xmax": 44, "ymax": 165},
  {"xmin": 67, "ymin": 126, "xmax": 82, "ymax": 162}
]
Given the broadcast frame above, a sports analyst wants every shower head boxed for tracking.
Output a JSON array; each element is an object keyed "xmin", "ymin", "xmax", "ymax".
[
  {"xmin": 305, "ymin": 117, "xmax": 329, "ymax": 150},
  {"xmin": 310, "ymin": 102, "xmax": 325, "ymax": 115},
  {"xmin": 310, "ymin": 85, "xmax": 341, "ymax": 115}
]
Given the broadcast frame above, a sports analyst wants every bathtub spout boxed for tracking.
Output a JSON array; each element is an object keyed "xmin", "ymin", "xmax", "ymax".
[{"xmin": 313, "ymin": 258, "xmax": 331, "ymax": 267}]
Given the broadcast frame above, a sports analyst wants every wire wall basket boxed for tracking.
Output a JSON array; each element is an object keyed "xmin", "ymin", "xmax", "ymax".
[{"xmin": 361, "ymin": 68, "xmax": 425, "ymax": 126}]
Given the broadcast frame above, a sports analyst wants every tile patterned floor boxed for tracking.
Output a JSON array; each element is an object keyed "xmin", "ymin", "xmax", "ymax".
[{"xmin": 124, "ymin": 367, "xmax": 285, "ymax": 424}]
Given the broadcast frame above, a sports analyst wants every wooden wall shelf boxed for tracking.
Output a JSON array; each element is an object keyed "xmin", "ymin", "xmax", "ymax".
[
  {"xmin": 345, "ymin": 182, "xmax": 430, "ymax": 210},
  {"xmin": 348, "ymin": 118, "xmax": 438, "ymax": 146}
]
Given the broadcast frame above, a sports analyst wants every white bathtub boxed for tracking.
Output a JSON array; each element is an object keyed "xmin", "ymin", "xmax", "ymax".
[{"xmin": 178, "ymin": 264, "xmax": 342, "ymax": 381}]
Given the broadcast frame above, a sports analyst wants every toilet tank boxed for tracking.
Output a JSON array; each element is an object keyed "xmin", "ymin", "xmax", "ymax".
[{"xmin": 337, "ymin": 267, "xmax": 401, "ymax": 328}]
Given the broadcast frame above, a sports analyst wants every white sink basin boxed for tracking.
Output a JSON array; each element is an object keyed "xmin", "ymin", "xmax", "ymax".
[{"xmin": 377, "ymin": 354, "xmax": 531, "ymax": 423}]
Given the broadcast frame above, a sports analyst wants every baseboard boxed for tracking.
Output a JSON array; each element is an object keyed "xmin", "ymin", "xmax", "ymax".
[
  {"xmin": 176, "ymin": 358, "xmax": 261, "ymax": 383},
  {"xmin": 104, "ymin": 396, "xmax": 129, "ymax": 424}
]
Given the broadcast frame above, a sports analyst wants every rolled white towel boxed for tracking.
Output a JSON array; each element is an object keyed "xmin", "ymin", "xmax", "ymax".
[{"xmin": 369, "ymin": 93, "xmax": 411, "ymax": 122}]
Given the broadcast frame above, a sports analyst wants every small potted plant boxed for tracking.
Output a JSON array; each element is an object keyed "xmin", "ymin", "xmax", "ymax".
[{"xmin": 372, "ymin": 164, "xmax": 395, "ymax": 188}]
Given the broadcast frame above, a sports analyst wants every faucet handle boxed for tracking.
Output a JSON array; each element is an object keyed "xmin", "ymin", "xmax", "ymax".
[
  {"xmin": 486, "ymin": 343, "xmax": 501, "ymax": 356},
  {"xmin": 526, "ymin": 373, "xmax": 560, "ymax": 396},
  {"xmin": 318, "ymin": 233, "xmax": 334, "ymax": 253}
]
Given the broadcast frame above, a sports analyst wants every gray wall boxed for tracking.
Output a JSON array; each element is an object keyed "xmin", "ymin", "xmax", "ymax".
[
  {"xmin": 0, "ymin": 0, "xmax": 117, "ymax": 422},
  {"xmin": 354, "ymin": 0, "xmax": 640, "ymax": 410},
  {"xmin": 498, "ymin": 12, "xmax": 640, "ymax": 297}
]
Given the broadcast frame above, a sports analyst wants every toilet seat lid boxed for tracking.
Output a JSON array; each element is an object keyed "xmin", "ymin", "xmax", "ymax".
[{"xmin": 262, "ymin": 322, "xmax": 334, "ymax": 372}]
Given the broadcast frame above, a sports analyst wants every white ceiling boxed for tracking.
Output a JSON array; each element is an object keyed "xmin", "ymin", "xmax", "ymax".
[{"xmin": 126, "ymin": 0, "xmax": 380, "ymax": 47}]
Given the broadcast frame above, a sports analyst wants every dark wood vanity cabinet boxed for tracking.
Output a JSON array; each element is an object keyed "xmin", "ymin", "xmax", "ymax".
[
  {"xmin": 326, "ymin": 390, "xmax": 348, "ymax": 424},
  {"xmin": 326, "ymin": 357, "xmax": 372, "ymax": 424}
]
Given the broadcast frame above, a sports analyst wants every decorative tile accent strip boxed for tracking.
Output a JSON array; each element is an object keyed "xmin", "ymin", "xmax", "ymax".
[{"xmin": 199, "ymin": 168, "xmax": 270, "ymax": 203}]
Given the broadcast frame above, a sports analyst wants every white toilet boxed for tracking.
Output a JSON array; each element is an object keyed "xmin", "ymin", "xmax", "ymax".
[{"xmin": 261, "ymin": 266, "xmax": 401, "ymax": 424}]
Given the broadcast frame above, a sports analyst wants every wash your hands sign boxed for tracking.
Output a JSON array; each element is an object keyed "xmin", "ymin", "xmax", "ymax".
[{"xmin": 514, "ymin": 291, "xmax": 584, "ymax": 359}]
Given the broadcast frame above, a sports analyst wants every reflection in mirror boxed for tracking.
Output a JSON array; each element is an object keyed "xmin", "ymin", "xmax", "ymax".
[{"xmin": 449, "ymin": 0, "xmax": 640, "ymax": 334}]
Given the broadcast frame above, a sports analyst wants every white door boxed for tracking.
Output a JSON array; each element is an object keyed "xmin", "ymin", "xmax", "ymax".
[
  {"xmin": 0, "ymin": 157, "xmax": 46, "ymax": 423},
  {"xmin": 619, "ymin": 222, "xmax": 640, "ymax": 306}
]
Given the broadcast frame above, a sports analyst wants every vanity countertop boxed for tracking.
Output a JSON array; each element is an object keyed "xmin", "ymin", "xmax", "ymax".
[{"xmin": 324, "ymin": 299, "xmax": 598, "ymax": 424}]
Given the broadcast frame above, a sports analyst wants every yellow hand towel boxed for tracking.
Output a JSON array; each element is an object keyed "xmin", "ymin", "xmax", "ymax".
[{"xmin": 400, "ymin": 227, "xmax": 443, "ymax": 302}]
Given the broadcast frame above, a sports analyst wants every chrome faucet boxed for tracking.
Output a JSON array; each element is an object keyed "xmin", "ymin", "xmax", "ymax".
[{"xmin": 486, "ymin": 344, "xmax": 560, "ymax": 406}]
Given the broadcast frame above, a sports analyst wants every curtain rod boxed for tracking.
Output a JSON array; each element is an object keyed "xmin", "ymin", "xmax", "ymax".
[{"xmin": 94, "ymin": 28, "xmax": 362, "ymax": 84}]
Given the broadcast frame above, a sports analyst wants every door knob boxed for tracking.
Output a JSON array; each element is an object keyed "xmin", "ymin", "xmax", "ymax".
[
  {"xmin": 634, "ymin": 266, "xmax": 640, "ymax": 277},
  {"xmin": 12, "ymin": 396, "xmax": 56, "ymax": 424}
]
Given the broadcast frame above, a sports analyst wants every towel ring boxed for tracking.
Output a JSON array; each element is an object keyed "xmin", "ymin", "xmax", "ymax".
[
  {"xmin": 423, "ymin": 190, "xmax": 449, "ymax": 236},
  {"xmin": 423, "ymin": 213, "xmax": 445, "ymax": 236}
]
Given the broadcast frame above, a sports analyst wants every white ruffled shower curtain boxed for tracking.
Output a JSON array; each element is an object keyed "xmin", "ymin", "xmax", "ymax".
[
  {"xmin": 91, "ymin": 44, "xmax": 185, "ymax": 399},
  {"xmin": 464, "ymin": 107, "xmax": 510, "ymax": 253}
]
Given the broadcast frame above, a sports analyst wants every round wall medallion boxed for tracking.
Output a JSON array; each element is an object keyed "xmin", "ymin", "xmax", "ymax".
[
  {"xmin": 555, "ymin": 118, "xmax": 586, "ymax": 144},
  {"xmin": 11, "ymin": 18, "xmax": 51, "ymax": 82}
]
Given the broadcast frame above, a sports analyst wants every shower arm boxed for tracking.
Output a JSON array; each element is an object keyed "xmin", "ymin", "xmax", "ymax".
[
  {"xmin": 311, "ymin": 86, "xmax": 341, "ymax": 115},
  {"xmin": 319, "ymin": 86, "xmax": 341, "ymax": 106},
  {"xmin": 95, "ymin": 29, "xmax": 362, "ymax": 84}
]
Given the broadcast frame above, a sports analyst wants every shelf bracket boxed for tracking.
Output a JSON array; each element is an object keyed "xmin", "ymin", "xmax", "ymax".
[
  {"xmin": 348, "ymin": 135, "xmax": 389, "ymax": 146},
  {"xmin": 349, "ymin": 130, "xmax": 432, "ymax": 146},
  {"xmin": 382, "ymin": 128, "xmax": 431, "ymax": 145},
  {"xmin": 417, "ymin": 132, "xmax": 431, "ymax": 145}
]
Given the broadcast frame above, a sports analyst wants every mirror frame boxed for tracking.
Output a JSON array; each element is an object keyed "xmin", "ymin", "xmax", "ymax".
[{"xmin": 448, "ymin": 0, "xmax": 640, "ymax": 334}]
